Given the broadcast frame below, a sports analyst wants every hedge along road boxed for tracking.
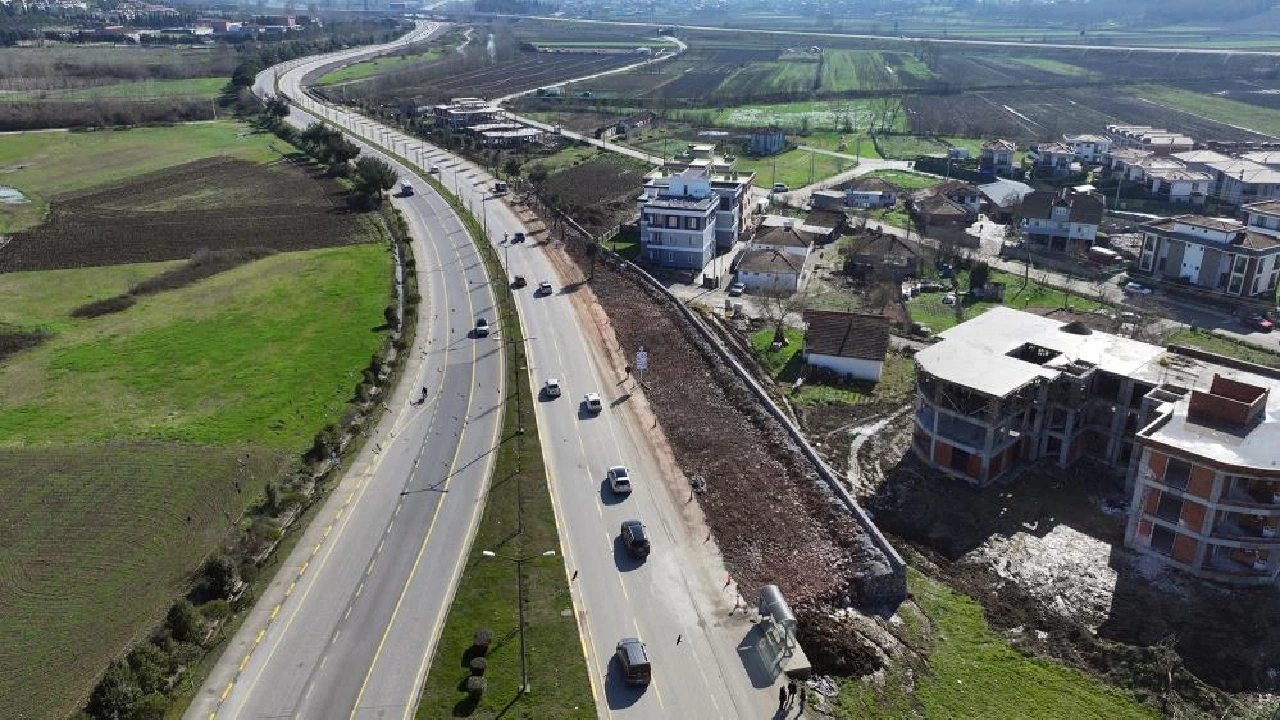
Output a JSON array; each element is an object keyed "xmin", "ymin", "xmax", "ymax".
[
  {"xmin": 186, "ymin": 22, "xmax": 511, "ymax": 720},
  {"xmin": 281, "ymin": 23, "xmax": 792, "ymax": 720}
]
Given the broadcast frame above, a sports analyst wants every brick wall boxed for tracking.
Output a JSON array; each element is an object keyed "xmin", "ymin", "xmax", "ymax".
[
  {"xmin": 1181, "ymin": 501, "xmax": 1208, "ymax": 534},
  {"xmin": 1187, "ymin": 465, "xmax": 1216, "ymax": 500},
  {"xmin": 1144, "ymin": 488, "xmax": 1161, "ymax": 514},
  {"xmin": 1172, "ymin": 533, "xmax": 1198, "ymax": 565},
  {"xmin": 1149, "ymin": 451, "xmax": 1168, "ymax": 479}
]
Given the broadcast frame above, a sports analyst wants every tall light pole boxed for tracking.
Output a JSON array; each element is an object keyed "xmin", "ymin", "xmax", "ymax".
[{"xmin": 480, "ymin": 549, "xmax": 556, "ymax": 696}]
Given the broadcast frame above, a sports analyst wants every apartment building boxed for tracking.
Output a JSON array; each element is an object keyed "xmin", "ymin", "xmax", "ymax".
[
  {"xmin": 911, "ymin": 307, "xmax": 1280, "ymax": 584},
  {"xmin": 637, "ymin": 168, "xmax": 718, "ymax": 270},
  {"xmin": 1106, "ymin": 125, "xmax": 1194, "ymax": 156},
  {"xmin": 1136, "ymin": 203, "xmax": 1280, "ymax": 299},
  {"xmin": 642, "ymin": 143, "xmax": 755, "ymax": 251}
]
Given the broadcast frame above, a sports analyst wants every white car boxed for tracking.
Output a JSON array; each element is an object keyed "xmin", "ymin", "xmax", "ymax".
[
  {"xmin": 474, "ymin": 317, "xmax": 489, "ymax": 337},
  {"xmin": 607, "ymin": 465, "xmax": 633, "ymax": 494},
  {"xmin": 429, "ymin": 164, "xmax": 440, "ymax": 174},
  {"xmin": 538, "ymin": 280, "xmax": 553, "ymax": 296},
  {"xmin": 583, "ymin": 393, "xmax": 603, "ymax": 414},
  {"xmin": 727, "ymin": 282, "xmax": 745, "ymax": 297},
  {"xmin": 543, "ymin": 378, "xmax": 561, "ymax": 398},
  {"xmin": 1123, "ymin": 282, "xmax": 1153, "ymax": 295}
]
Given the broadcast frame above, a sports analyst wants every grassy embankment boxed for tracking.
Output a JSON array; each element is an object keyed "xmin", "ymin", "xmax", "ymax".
[{"xmin": 0, "ymin": 122, "xmax": 391, "ymax": 719}]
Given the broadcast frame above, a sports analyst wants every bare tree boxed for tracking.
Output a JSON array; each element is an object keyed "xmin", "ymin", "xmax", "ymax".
[{"xmin": 758, "ymin": 285, "xmax": 809, "ymax": 345}]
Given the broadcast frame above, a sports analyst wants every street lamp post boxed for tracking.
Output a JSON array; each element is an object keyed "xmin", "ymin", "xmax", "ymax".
[{"xmin": 480, "ymin": 549, "xmax": 556, "ymax": 696}]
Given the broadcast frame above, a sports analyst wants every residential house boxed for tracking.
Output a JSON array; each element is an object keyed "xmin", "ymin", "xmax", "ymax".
[
  {"xmin": 638, "ymin": 168, "xmax": 718, "ymax": 270},
  {"xmin": 846, "ymin": 176, "xmax": 900, "ymax": 209},
  {"xmin": 976, "ymin": 178, "xmax": 1034, "ymax": 222},
  {"xmin": 1019, "ymin": 188, "xmax": 1105, "ymax": 254},
  {"xmin": 469, "ymin": 122, "xmax": 544, "ymax": 148},
  {"xmin": 844, "ymin": 231, "xmax": 920, "ymax": 281},
  {"xmin": 1107, "ymin": 125, "xmax": 1195, "ymax": 155},
  {"xmin": 1242, "ymin": 151, "xmax": 1280, "ymax": 171},
  {"xmin": 1172, "ymin": 149, "xmax": 1232, "ymax": 174},
  {"xmin": 752, "ymin": 222, "xmax": 814, "ymax": 258},
  {"xmin": 645, "ymin": 143, "xmax": 756, "ymax": 248},
  {"xmin": 803, "ymin": 310, "xmax": 891, "ymax": 382},
  {"xmin": 748, "ymin": 128, "xmax": 787, "ymax": 157},
  {"xmin": 615, "ymin": 110, "xmax": 657, "ymax": 139},
  {"xmin": 1203, "ymin": 158, "xmax": 1280, "ymax": 205},
  {"xmin": 980, "ymin": 139, "xmax": 1016, "ymax": 177},
  {"xmin": 811, "ymin": 189, "xmax": 847, "ymax": 211},
  {"xmin": 804, "ymin": 208, "xmax": 846, "ymax": 243},
  {"xmin": 1144, "ymin": 166, "xmax": 1212, "ymax": 205},
  {"xmin": 932, "ymin": 180, "xmax": 984, "ymax": 216},
  {"xmin": 912, "ymin": 193, "xmax": 973, "ymax": 243},
  {"xmin": 1029, "ymin": 142, "xmax": 1078, "ymax": 179},
  {"xmin": 911, "ymin": 306, "xmax": 1280, "ymax": 585},
  {"xmin": 1136, "ymin": 204, "xmax": 1280, "ymax": 299},
  {"xmin": 758, "ymin": 213, "xmax": 836, "ymax": 245},
  {"xmin": 1062, "ymin": 133, "xmax": 1112, "ymax": 163},
  {"xmin": 735, "ymin": 247, "xmax": 805, "ymax": 295},
  {"xmin": 1103, "ymin": 148, "xmax": 1155, "ymax": 180}
]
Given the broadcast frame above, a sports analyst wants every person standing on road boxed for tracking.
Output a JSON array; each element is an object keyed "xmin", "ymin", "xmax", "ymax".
[
  {"xmin": 778, "ymin": 686, "xmax": 787, "ymax": 711},
  {"xmin": 787, "ymin": 680, "xmax": 797, "ymax": 705}
]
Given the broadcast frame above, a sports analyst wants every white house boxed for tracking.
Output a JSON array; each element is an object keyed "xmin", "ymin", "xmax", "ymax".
[
  {"xmin": 1019, "ymin": 188, "xmax": 1105, "ymax": 254},
  {"xmin": 735, "ymin": 247, "xmax": 805, "ymax": 295},
  {"xmin": 1062, "ymin": 133, "xmax": 1112, "ymax": 163},
  {"xmin": 802, "ymin": 310, "xmax": 891, "ymax": 382},
  {"xmin": 638, "ymin": 168, "xmax": 718, "ymax": 270},
  {"xmin": 1145, "ymin": 167, "xmax": 1212, "ymax": 205},
  {"xmin": 846, "ymin": 176, "xmax": 900, "ymax": 209},
  {"xmin": 1137, "ymin": 204, "xmax": 1280, "ymax": 299},
  {"xmin": 752, "ymin": 222, "xmax": 813, "ymax": 258}
]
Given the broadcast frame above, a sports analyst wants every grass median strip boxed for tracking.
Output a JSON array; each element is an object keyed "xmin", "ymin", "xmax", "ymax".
[{"xmin": 413, "ymin": 167, "xmax": 595, "ymax": 717}]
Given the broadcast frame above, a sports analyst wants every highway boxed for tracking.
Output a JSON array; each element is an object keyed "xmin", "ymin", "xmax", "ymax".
[
  {"xmin": 188, "ymin": 22, "xmax": 508, "ymax": 720},
  {"xmin": 271, "ymin": 22, "xmax": 787, "ymax": 719}
]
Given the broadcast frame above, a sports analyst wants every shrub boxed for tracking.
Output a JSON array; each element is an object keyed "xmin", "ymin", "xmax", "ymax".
[
  {"xmin": 202, "ymin": 599, "xmax": 232, "ymax": 622},
  {"xmin": 126, "ymin": 693, "xmax": 169, "ymax": 720},
  {"xmin": 473, "ymin": 627, "xmax": 493, "ymax": 649},
  {"xmin": 165, "ymin": 600, "xmax": 204, "ymax": 645},
  {"xmin": 202, "ymin": 554, "xmax": 240, "ymax": 599},
  {"xmin": 465, "ymin": 676, "xmax": 486, "ymax": 699},
  {"xmin": 469, "ymin": 657, "xmax": 487, "ymax": 676}
]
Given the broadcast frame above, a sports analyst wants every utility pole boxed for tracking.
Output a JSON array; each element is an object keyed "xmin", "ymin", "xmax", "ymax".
[{"xmin": 479, "ymin": 550, "xmax": 556, "ymax": 697}]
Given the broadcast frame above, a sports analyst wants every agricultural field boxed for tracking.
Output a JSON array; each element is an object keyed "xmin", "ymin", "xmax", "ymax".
[
  {"xmin": 0, "ymin": 120, "xmax": 288, "ymax": 234},
  {"xmin": 1130, "ymin": 84, "xmax": 1280, "ymax": 138},
  {"xmin": 536, "ymin": 152, "xmax": 651, "ymax": 233},
  {"xmin": 0, "ymin": 123, "xmax": 392, "ymax": 718},
  {"xmin": 734, "ymin": 147, "xmax": 853, "ymax": 190},
  {"xmin": 904, "ymin": 87, "xmax": 1277, "ymax": 143},
  {"xmin": 670, "ymin": 99, "xmax": 902, "ymax": 132},
  {"xmin": 874, "ymin": 134, "xmax": 953, "ymax": 160},
  {"xmin": 0, "ymin": 77, "xmax": 225, "ymax": 102},
  {"xmin": 817, "ymin": 50, "xmax": 935, "ymax": 92},
  {"xmin": 314, "ymin": 48, "xmax": 441, "ymax": 85}
]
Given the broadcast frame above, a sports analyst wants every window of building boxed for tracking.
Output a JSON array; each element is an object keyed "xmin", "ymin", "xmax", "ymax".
[
  {"xmin": 666, "ymin": 215, "xmax": 679, "ymax": 228},
  {"xmin": 1157, "ymin": 256, "xmax": 1167, "ymax": 271},
  {"xmin": 1269, "ymin": 270, "xmax": 1279, "ymax": 291},
  {"xmin": 1229, "ymin": 276, "xmax": 1243, "ymax": 295},
  {"xmin": 1163, "ymin": 457, "xmax": 1191, "ymax": 490},
  {"xmin": 1234, "ymin": 257, "xmax": 1248, "ymax": 273},
  {"xmin": 1155, "ymin": 492, "xmax": 1183, "ymax": 523},
  {"xmin": 1140, "ymin": 252, "xmax": 1154, "ymax": 272},
  {"xmin": 685, "ymin": 216, "xmax": 700, "ymax": 230},
  {"xmin": 1150, "ymin": 525, "xmax": 1176, "ymax": 555}
]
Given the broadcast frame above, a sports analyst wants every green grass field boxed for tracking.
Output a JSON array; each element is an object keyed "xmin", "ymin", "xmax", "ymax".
[
  {"xmin": 1164, "ymin": 328, "xmax": 1280, "ymax": 369},
  {"xmin": 868, "ymin": 169, "xmax": 941, "ymax": 191},
  {"xmin": 1131, "ymin": 85, "xmax": 1280, "ymax": 138},
  {"xmin": 875, "ymin": 134, "xmax": 953, "ymax": 159},
  {"xmin": 0, "ymin": 77, "xmax": 227, "ymax": 102},
  {"xmin": 835, "ymin": 568, "xmax": 1155, "ymax": 719},
  {"xmin": 1013, "ymin": 57, "xmax": 1092, "ymax": 77},
  {"xmin": 907, "ymin": 269, "xmax": 1107, "ymax": 333},
  {"xmin": 750, "ymin": 327, "xmax": 915, "ymax": 406},
  {"xmin": 801, "ymin": 131, "xmax": 883, "ymax": 158},
  {"xmin": 315, "ymin": 49, "xmax": 442, "ymax": 84},
  {"xmin": 735, "ymin": 146, "xmax": 852, "ymax": 189},
  {"xmin": 0, "ymin": 246, "xmax": 391, "ymax": 449},
  {"xmin": 0, "ymin": 121, "xmax": 290, "ymax": 233},
  {"xmin": 672, "ymin": 99, "xmax": 906, "ymax": 132},
  {"xmin": 0, "ymin": 443, "xmax": 295, "ymax": 720}
]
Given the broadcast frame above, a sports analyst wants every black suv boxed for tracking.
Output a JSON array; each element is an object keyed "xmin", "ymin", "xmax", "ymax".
[
  {"xmin": 615, "ymin": 637, "xmax": 651, "ymax": 686},
  {"xmin": 620, "ymin": 520, "xmax": 650, "ymax": 558}
]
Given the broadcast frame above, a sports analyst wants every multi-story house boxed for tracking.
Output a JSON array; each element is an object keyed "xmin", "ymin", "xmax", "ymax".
[
  {"xmin": 1145, "ymin": 167, "xmax": 1212, "ymax": 205},
  {"xmin": 644, "ymin": 143, "xmax": 755, "ymax": 250},
  {"xmin": 1102, "ymin": 148, "xmax": 1155, "ymax": 180},
  {"xmin": 637, "ymin": 168, "xmax": 718, "ymax": 270},
  {"xmin": 1204, "ymin": 158, "xmax": 1280, "ymax": 205},
  {"xmin": 911, "ymin": 307, "xmax": 1280, "ymax": 585},
  {"xmin": 1136, "ymin": 204, "xmax": 1280, "ymax": 299},
  {"xmin": 980, "ymin": 139, "xmax": 1016, "ymax": 177},
  {"xmin": 1029, "ymin": 142, "xmax": 1077, "ymax": 178},
  {"xmin": 1106, "ymin": 125, "xmax": 1194, "ymax": 155},
  {"xmin": 1062, "ymin": 133, "xmax": 1112, "ymax": 163},
  {"xmin": 1018, "ymin": 188, "xmax": 1104, "ymax": 255}
]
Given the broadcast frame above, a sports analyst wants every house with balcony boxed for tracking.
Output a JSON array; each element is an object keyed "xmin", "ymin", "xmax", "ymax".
[
  {"xmin": 1102, "ymin": 148, "xmax": 1155, "ymax": 181},
  {"xmin": 1145, "ymin": 166, "xmax": 1212, "ymax": 205},
  {"xmin": 1063, "ymin": 133, "xmax": 1112, "ymax": 163},
  {"xmin": 1107, "ymin": 125, "xmax": 1194, "ymax": 156},
  {"xmin": 1135, "ymin": 206, "xmax": 1280, "ymax": 299},
  {"xmin": 1029, "ymin": 142, "xmax": 1078, "ymax": 179},
  {"xmin": 980, "ymin": 139, "xmax": 1016, "ymax": 177},
  {"xmin": 646, "ymin": 143, "xmax": 755, "ymax": 249},
  {"xmin": 637, "ymin": 168, "xmax": 718, "ymax": 271},
  {"xmin": 1018, "ymin": 188, "xmax": 1104, "ymax": 255},
  {"xmin": 1204, "ymin": 158, "xmax": 1280, "ymax": 205},
  {"xmin": 911, "ymin": 306, "xmax": 1280, "ymax": 585}
]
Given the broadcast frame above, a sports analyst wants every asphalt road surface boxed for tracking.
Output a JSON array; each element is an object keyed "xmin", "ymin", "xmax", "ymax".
[{"xmin": 276, "ymin": 23, "xmax": 788, "ymax": 719}]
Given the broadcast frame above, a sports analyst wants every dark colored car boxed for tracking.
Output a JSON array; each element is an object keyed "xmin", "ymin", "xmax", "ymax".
[
  {"xmin": 512, "ymin": 275, "xmax": 527, "ymax": 288},
  {"xmin": 1242, "ymin": 313, "xmax": 1274, "ymax": 332},
  {"xmin": 620, "ymin": 520, "xmax": 650, "ymax": 558},
  {"xmin": 615, "ymin": 637, "xmax": 651, "ymax": 686},
  {"xmin": 513, "ymin": 232, "xmax": 526, "ymax": 243}
]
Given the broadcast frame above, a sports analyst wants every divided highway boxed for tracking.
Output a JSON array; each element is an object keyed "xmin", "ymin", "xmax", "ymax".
[{"xmin": 194, "ymin": 21, "xmax": 787, "ymax": 719}]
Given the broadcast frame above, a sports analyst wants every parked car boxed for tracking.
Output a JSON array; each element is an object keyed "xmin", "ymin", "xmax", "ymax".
[
  {"xmin": 727, "ymin": 282, "xmax": 745, "ymax": 297},
  {"xmin": 1124, "ymin": 282, "xmax": 1153, "ymax": 295},
  {"xmin": 542, "ymin": 378, "xmax": 561, "ymax": 398},
  {"xmin": 474, "ymin": 317, "xmax": 489, "ymax": 337},
  {"xmin": 583, "ymin": 393, "xmax": 603, "ymax": 414},
  {"xmin": 620, "ymin": 520, "xmax": 650, "ymax": 557},
  {"xmin": 538, "ymin": 280, "xmax": 553, "ymax": 296},
  {"xmin": 772, "ymin": 183, "xmax": 789, "ymax": 193},
  {"xmin": 512, "ymin": 275, "xmax": 527, "ymax": 288},
  {"xmin": 614, "ymin": 638, "xmax": 651, "ymax": 686},
  {"xmin": 607, "ymin": 465, "xmax": 633, "ymax": 494},
  {"xmin": 941, "ymin": 292, "xmax": 957, "ymax": 305},
  {"xmin": 1242, "ymin": 313, "xmax": 1275, "ymax": 332}
]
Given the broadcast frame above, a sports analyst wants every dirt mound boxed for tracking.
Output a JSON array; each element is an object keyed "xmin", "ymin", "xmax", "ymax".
[
  {"xmin": 0, "ymin": 157, "xmax": 363, "ymax": 271},
  {"xmin": 796, "ymin": 607, "xmax": 888, "ymax": 677}
]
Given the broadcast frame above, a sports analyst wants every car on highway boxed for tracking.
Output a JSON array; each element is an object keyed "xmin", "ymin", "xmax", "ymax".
[
  {"xmin": 615, "ymin": 637, "xmax": 651, "ymax": 686},
  {"xmin": 429, "ymin": 164, "xmax": 440, "ymax": 173},
  {"xmin": 512, "ymin": 231, "xmax": 526, "ymax": 243},
  {"xmin": 583, "ymin": 393, "xmax": 603, "ymax": 414},
  {"xmin": 399, "ymin": 182, "xmax": 414, "ymax": 197},
  {"xmin": 620, "ymin": 520, "xmax": 650, "ymax": 558},
  {"xmin": 607, "ymin": 465, "xmax": 633, "ymax": 494},
  {"xmin": 512, "ymin": 275, "xmax": 527, "ymax": 288},
  {"xmin": 1241, "ymin": 313, "xmax": 1275, "ymax": 332},
  {"xmin": 542, "ymin": 378, "xmax": 561, "ymax": 398},
  {"xmin": 474, "ymin": 317, "xmax": 489, "ymax": 337},
  {"xmin": 727, "ymin": 282, "xmax": 745, "ymax": 297},
  {"xmin": 538, "ymin": 280, "xmax": 553, "ymax": 296},
  {"xmin": 1124, "ymin": 282, "xmax": 1153, "ymax": 295},
  {"xmin": 493, "ymin": 181, "xmax": 508, "ymax": 195}
]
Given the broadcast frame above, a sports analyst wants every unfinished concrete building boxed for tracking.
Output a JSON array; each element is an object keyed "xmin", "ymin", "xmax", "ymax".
[{"xmin": 910, "ymin": 307, "xmax": 1280, "ymax": 584}]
